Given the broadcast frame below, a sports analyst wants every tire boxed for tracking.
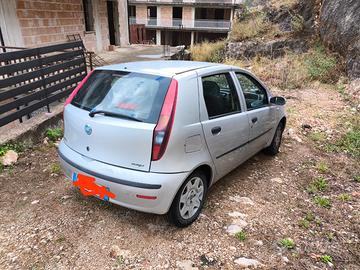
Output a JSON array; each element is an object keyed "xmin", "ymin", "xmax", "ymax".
[
  {"xmin": 168, "ymin": 170, "xmax": 208, "ymax": 227},
  {"xmin": 264, "ymin": 122, "xmax": 284, "ymax": 155}
]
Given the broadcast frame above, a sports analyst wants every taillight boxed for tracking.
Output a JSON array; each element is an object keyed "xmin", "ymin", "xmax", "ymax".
[
  {"xmin": 64, "ymin": 70, "xmax": 94, "ymax": 107},
  {"xmin": 151, "ymin": 79, "xmax": 178, "ymax": 161}
]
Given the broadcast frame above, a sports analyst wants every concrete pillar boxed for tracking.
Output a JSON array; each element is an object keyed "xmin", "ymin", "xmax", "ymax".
[
  {"xmin": 190, "ymin": 31, "xmax": 195, "ymax": 46},
  {"xmin": 156, "ymin": 30, "xmax": 161, "ymax": 45},
  {"xmin": 117, "ymin": 0, "xmax": 130, "ymax": 46}
]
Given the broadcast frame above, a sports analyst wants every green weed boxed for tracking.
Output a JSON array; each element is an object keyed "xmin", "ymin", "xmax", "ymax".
[
  {"xmin": 316, "ymin": 161, "xmax": 329, "ymax": 173},
  {"xmin": 309, "ymin": 131, "xmax": 327, "ymax": 142},
  {"xmin": 307, "ymin": 177, "xmax": 328, "ymax": 194},
  {"xmin": 314, "ymin": 196, "xmax": 331, "ymax": 208},
  {"xmin": 235, "ymin": 231, "xmax": 247, "ymax": 241},
  {"xmin": 338, "ymin": 193, "xmax": 351, "ymax": 202},
  {"xmin": 45, "ymin": 127, "xmax": 63, "ymax": 142},
  {"xmin": 0, "ymin": 142, "xmax": 24, "ymax": 156},
  {"xmin": 51, "ymin": 163, "xmax": 61, "ymax": 174},
  {"xmin": 280, "ymin": 238, "xmax": 295, "ymax": 249},
  {"xmin": 320, "ymin": 255, "xmax": 333, "ymax": 264},
  {"xmin": 354, "ymin": 176, "xmax": 360, "ymax": 183},
  {"xmin": 299, "ymin": 218, "xmax": 310, "ymax": 228}
]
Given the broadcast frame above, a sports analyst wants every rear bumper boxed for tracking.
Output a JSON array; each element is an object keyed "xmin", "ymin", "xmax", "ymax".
[{"xmin": 58, "ymin": 140, "xmax": 187, "ymax": 214}]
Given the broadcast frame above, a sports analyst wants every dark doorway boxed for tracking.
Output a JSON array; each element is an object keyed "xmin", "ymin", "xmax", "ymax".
[{"xmin": 107, "ymin": 1, "xmax": 120, "ymax": 45}]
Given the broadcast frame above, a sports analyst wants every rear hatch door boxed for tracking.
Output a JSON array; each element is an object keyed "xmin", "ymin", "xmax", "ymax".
[{"xmin": 63, "ymin": 70, "xmax": 171, "ymax": 172}]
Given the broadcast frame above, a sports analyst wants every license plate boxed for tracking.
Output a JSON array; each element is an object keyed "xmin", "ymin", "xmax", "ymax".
[{"xmin": 71, "ymin": 172, "xmax": 116, "ymax": 201}]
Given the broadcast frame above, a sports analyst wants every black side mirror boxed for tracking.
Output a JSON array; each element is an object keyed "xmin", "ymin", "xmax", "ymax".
[{"xmin": 270, "ymin": 96, "xmax": 286, "ymax": 105}]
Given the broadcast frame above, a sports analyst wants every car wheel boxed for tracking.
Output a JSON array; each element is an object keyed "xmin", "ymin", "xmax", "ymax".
[
  {"xmin": 169, "ymin": 171, "xmax": 208, "ymax": 227},
  {"xmin": 264, "ymin": 122, "xmax": 284, "ymax": 155}
]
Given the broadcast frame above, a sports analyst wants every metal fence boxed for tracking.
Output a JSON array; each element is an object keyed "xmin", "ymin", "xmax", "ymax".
[{"xmin": 0, "ymin": 41, "xmax": 87, "ymax": 127}]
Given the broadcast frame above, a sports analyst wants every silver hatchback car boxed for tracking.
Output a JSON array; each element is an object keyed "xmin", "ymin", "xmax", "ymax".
[{"xmin": 58, "ymin": 61, "xmax": 286, "ymax": 227}]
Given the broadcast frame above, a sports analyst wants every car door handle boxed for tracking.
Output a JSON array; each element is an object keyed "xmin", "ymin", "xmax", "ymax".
[
  {"xmin": 211, "ymin": 126, "xmax": 221, "ymax": 135},
  {"xmin": 251, "ymin": 117, "xmax": 258, "ymax": 123}
]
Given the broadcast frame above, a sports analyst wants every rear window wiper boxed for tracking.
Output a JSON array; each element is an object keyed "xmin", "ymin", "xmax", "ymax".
[{"xmin": 89, "ymin": 110, "xmax": 143, "ymax": 122}]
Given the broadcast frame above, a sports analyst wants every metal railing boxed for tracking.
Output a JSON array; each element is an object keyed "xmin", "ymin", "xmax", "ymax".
[
  {"xmin": 129, "ymin": 0, "xmax": 242, "ymax": 5},
  {"xmin": 129, "ymin": 17, "xmax": 231, "ymax": 29}
]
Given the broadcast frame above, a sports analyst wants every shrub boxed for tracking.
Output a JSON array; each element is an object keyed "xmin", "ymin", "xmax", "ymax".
[
  {"xmin": 305, "ymin": 43, "xmax": 338, "ymax": 83},
  {"xmin": 190, "ymin": 40, "xmax": 225, "ymax": 63},
  {"xmin": 46, "ymin": 127, "xmax": 63, "ymax": 142}
]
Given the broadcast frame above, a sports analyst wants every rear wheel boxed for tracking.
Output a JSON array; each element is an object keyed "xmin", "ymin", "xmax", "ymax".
[
  {"xmin": 169, "ymin": 171, "xmax": 208, "ymax": 227},
  {"xmin": 264, "ymin": 122, "xmax": 284, "ymax": 155}
]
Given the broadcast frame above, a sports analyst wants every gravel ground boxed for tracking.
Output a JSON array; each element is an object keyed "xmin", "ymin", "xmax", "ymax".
[{"xmin": 0, "ymin": 85, "xmax": 359, "ymax": 269}]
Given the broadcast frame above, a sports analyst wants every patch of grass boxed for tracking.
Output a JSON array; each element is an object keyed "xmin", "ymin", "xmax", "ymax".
[
  {"xmin": 336, "ymin": 127, "xmax": 360, "ymax": 159},
  {"xmin": 280, "ymin": 238, "xmax": 295, "ymax": 249},
  {"xmin": 316, "ymin": 161, "xmax": 329, "ymax": 173},
  {"xmin": 305, "ymin": 212, "xmax": 315, "ymax": 222},
  {"xmin": 354, "ymin": 176, "xmax": 360, "ymax": 183},
  {"xmin": 291, "ymin": 14, "xmax": 305, "ymax": 33},
  {"xmin": 309, "ymin": 131, "xmax": 327, "ymax": 142},
  {"xmin": 51, "ymin": 163, "xmax": 61, "ymax": 174},
  {"xmin": 230, "ymin": 12, "xmax": 279, "ymax": 41},
  {"xmin": 115, "ymin": 255, "xmax": 124, "ymax": 266},
  {"xmin": 190, "ymin": 40, "xmax": 225, "ymax": 63},
  {"xmin": 235, "ymin": 231, "xmax": 247, "ymax": 241},
  {"xmin": 338, "ymin": 193, "xmax": 351, "ymax": 202},
  {"xmin": 56, "ymin": 236, "xmax": 66, "ymax": 243},
  {"xmin": 307, "ymin": 177, "xmax": 328, "ymax": 194},
  {"xmin": 325, "ymin": 232, "xmax": 334, "ymax": 242},
  {"xmin": 0, "ymin": 142, "xmax": 24, "ymax": 156},
  {"xmin": 45, "ymin": 127, "xmax": 63, "ymax": 142},
  {"xmin": 314, "ymin": 196, "xmax": 331, "ymax": 208},
  {"xmin": 320, "ymin": 255, "xmax": 333, "ymax": 264},
  {"xmin": 298, "ymin": 218, "xmax": 310, "ymax": 228},
  {"xmin": 305, "ymin": 43, "xmax": 339, "ymax": 83}
]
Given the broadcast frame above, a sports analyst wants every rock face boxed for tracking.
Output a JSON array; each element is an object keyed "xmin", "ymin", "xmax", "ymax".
[
  {"xmin": 225, "ymin": 39, "xmax": 308, "ymax": 60},
  {"xmin": 320, "ymin": 0, "xmax": 360, "ymax": 78}
]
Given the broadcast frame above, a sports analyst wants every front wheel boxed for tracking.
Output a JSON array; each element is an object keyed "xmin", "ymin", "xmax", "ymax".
[
  {"xmin": 169, "ymin": 171, "xmax": 208, "ymax": 227},
  {"xmin": 264, "ymin": 122, "xmax": 284, "ymax": 155}
]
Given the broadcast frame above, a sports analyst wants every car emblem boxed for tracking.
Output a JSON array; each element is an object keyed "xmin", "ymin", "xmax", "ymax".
[{"xmin": 84, "ymin": 124, "xmax": 92, "ymax": 135}]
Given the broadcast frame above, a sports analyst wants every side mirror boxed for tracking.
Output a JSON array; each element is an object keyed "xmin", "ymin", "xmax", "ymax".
[{"xmin": 270, "ymin": 96, "xmax": 286, "ymax": 105}]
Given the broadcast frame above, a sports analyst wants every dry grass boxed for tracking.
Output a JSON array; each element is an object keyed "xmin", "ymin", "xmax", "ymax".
[
  {"xmin": 230, "ymin": 12, "xmax": 281, "ymax": 42},
  {"xmin": 270, "ymin": 0, "xmax": 298, "ymax": 9},
  {"xmin": 224, "ymin": 43, "xmax": 342, "ymax": 90},
  {"xmin": 190, "ymin": 40, "xmax": 225, "ymax": 62},
  {"xmin": 225, "ymin": 52, "xmax": 308, "ymax": 89}
]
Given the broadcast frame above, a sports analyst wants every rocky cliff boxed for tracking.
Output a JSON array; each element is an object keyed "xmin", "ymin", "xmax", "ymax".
[{"xmin": 319, "ymin": 0, "xmax": 360, "ymax": 79}]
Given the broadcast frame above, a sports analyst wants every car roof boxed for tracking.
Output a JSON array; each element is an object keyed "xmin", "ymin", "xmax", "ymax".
[{"xmin": 96, "ymin": 60, "xmax": 233, "ymax": 77}]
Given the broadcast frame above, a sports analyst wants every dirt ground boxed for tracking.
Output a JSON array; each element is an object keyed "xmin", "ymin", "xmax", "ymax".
[{"xmin": 0, "ymin": 84, "xmax": 359, "ymax": 270}]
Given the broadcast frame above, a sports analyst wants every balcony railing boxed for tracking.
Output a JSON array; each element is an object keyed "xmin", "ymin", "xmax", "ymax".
[
  {"xmin": 129, "ymin": 17, "xmax": 231, "ymax": 29},
  {"xmin": 128, "ymin": 0, "xmax": 243, "ymax": 5}
]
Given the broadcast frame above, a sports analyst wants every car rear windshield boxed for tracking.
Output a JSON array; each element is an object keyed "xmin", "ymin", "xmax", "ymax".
[{"xmin": 71, "ymin": 70, "xmax": 172, "ymax": 124}]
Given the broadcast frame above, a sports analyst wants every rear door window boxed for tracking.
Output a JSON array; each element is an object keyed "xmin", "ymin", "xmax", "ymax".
[
  {"xmin": 71, "ymin": 70, "xmax": 171, "ymax": 123},
  {"xmin": 202, "ymin": 73, "xmax": 241, "ymax": 118}
]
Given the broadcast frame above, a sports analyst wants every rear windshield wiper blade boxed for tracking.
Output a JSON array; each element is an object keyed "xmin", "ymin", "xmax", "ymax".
[{"xmin": 89, "ymin": 110, "xmax": 143, "ymax": 122}]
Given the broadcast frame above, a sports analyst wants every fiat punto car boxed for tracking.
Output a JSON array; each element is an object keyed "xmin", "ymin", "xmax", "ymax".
[{"xmin": 58, "ymin": 61, "xmax": 286, "ymax": 227}]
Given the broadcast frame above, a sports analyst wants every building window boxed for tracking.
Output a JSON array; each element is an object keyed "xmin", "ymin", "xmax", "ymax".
[
  {"xmin": 83, "ymin": 0, "xmax": 94, "ymax": 32},
  {"xmin": 147, "ymin": 6, "xmax": 157, "ymax": 25},
  {"xmin": 128, "ymin": 5, "xmax": 136, "ymax": 17}
]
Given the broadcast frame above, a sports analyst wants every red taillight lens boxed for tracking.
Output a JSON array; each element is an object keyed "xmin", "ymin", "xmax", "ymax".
[
  {"xmin": 64, "ymin": 70, "xmax": 94, "ymax": 107},
  {"xmin": 151, "ymin": 79, "xmax": 178, "ymax": 161}
]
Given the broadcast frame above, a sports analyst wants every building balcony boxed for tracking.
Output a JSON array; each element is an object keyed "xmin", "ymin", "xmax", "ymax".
[
  {"xmin": 129, "ymin": 17, "xmax": 231, "ymax": 31},
  {"xmin": 128, "ymin": 0, "xmax": 242, "ymax": 6}
]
